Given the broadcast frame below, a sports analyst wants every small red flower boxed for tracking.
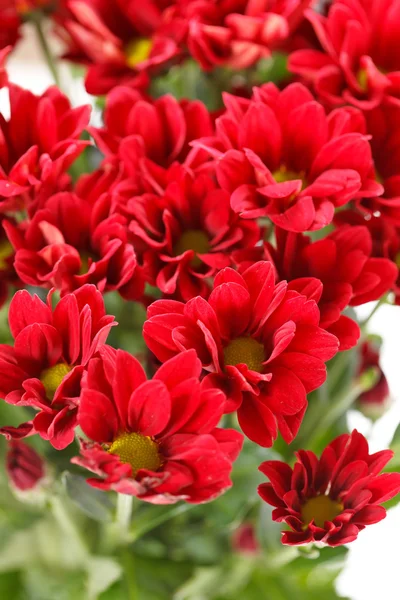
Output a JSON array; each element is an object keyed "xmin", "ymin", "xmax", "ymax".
[
  {"xmin": 6, "ymin": 440, "xmax": 45, "ymax": 491},
  {"xmin": 127, "ymin": 169, "xmax": 260, "ymax": 300},
  {"xmin": 356, "ymin": 339, "xmax": 390, "ymax": 420},
  {"xmin": 195, "ymin": 83, "xmax": 381, "ymax": 231},
  {"xmin": 258, "ymin": 430, "xmax": 400, "ymax": 546},
  {"xmin": 91, "ymin": 86, "xmax": 214, "ymax": 194},
  {"xmin": 0, "ymin": 83, "xmax": 90, "ymax": 214},
  {"xmin": 0, "ymin": 285, "xmax": 116, "ymax": 449},
  {"xmin": 232, "ymin": 523, "xmax": 260, "ymax": 555},
  {"xmin": 5, "ymin": 187, "xmax": 144, "ymax": 300},
  {"xmin": 289, "ymin": 0, "xmax": 400, "ymax": 110},
  {"xmin": 74, "ymin": 347, "xmax": 243, "ymax": 504},
  {"xmin": 143, "ymin": 261, "xmax": 339, "ymax": 446},
  {"xmin": 257, "ymin": 225, "xmax": 397, "ymax": 350},
  {"xmin": 164, "ymin": 0, "xmax": 312, "ymax": 70},
  {"xmin": 57, "ymin": 0, "xmax": 178, "ymax": 95}
]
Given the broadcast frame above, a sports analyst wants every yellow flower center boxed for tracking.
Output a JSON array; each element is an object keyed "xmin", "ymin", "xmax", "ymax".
[
  {"xmin": 357, "ymin": 68, "xmax": 368, "ymax": 92},
  {"xmin": 273, "ymin": 165, "xmax": 307, "ymax": 189},
  {"xmin": 301, "ymin": 495, "xmax": 344, "ymax": 529},
  {"xmin": 223, "ymin": 337, "xmax": 265, "ymax": 373},
  {"xmin": 40, "ymin": 363, "xmax": 72, "ymax": 400},
  {"xmin": 0, "ymin": 240, "xmax": 13, "ymax": 270},
  {"xmin": 108, "ymin": 432, "xmax": 162, "ymax": 477},
  {"xmin": 125, "ymin": 38, "xmax": 152, "ymax": 68},
  {"xmin": 173, "ymin": 230, "xmax": 210, "ymax": 268}
]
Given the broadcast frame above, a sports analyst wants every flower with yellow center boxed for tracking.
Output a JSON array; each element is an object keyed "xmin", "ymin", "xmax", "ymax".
[
  {"xmin": 40, "ymin": 363, "xmax": 72, "ymax": 400},
  {"xmin": 224, "ymin": 337, "xmax": 265, "ymax": 373},
  {"xmin": 125, "ymin": 38, "xmax": 152, "ymax": 69},
  {"xmin": 0, "ymin": 240, "xmax": 13, "ymax": 270},
  {"xmin": 173, "ymin": 229, "xmax": 210, "ymax": 268},
  {"xmin": 108, "ymin": 432, "xmax": 162, "ymax": 477},
  {"xmin": 300, "ymin": 495, "xmax": 344, "ymax": 529}
]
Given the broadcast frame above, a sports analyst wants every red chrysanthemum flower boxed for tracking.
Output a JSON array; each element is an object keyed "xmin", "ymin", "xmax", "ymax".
[
  {"xmin": 0, "ymin": 285, "xmax": 116, "ymax": 449},
  {"xmin": 6, "ymin": 440, "xmax": 45, "ymax": 491},
  {"xmin": 91, "ymin": 86, "xmax": 214, "ymax": 194},
  {"xmin": 289, "ymin": 0, "xmax": 400, "ymax": 110},
  {"xmin": 195, "ymin": 82, "xmax": 381, "ymax": 232},
  {"xmin": 127, "ymin": 169, "xmax": 260, "ymax": 300},
  {"xmin": 0, "ymin": 83, "xmax": 90, "ymax": 214},
  {"xmin": 356, "ymin": 339, "xmax": 390, "ymax": 419},
  {"xmin": 5, "ymin": 186, "xmax": 144, "ymax": 300},
  {"xmin": 143, "ymin": 261, "xmax": 339, "ymax": 446},
  {"xmin": 163, "ymin": 0, "xmax": 312, "ymax": 70},
  {"xmin": 334, "ymin": 210, "xmax": 400, "ymax": 305},
  {"xmin": 57, "ymin": 0, "xmax": 178, "ymax": 95},
  {"xmin": 258, "ymin": 429, "xmax": 400, "ymax": 546},
  {"xmin": 256, "ymin": 225, "xmax": 397, "ymax": 350},
  {"xmin": 74, "ymin": 347, "xmax": 243, "ymax": 504}
]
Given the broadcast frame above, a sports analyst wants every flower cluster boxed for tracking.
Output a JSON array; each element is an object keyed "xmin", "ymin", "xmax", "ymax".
[{"xmin": 0, "ymin": 0, "xmax": 399, "ymax": 547}]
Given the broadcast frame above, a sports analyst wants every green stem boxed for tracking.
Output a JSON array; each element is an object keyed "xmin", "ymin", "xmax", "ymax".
[
  {"xmin": 360, "ymin": 294, "xmax": 388, "ymax": 331},
  {"xmin": 306, "ymin": 382, "xmax": 364, "ymax": 448},
  {"xmin": 32, "ymin": 15, "xmax": 60, "ymax": 87},
  {"xmin": 131, "ymin": 503, "xmax": 194, "ymax": 541},
  {"xmin": 116, "ymin": 493, "xmax": 134, "ymax": 532},
  {"xmin": 120, "ymin": 548, "xmax": 138, "ymax": 600}
]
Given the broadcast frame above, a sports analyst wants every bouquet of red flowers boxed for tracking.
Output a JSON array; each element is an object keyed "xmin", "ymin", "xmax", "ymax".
[{"xmin": 0, "ymin": 1, "xmax": 399, "ymax": 598}]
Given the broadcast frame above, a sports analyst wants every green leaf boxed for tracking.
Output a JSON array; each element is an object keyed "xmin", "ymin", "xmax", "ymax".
[{"xmin": 63, "ymin": 473, "xmax": 114, "ymax": 522}]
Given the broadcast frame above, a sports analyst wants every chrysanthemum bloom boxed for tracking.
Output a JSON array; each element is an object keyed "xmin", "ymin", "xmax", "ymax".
[
  {"xmin": 195, "ymin": 83, "xmax": 381, "ymax": 231},
  {"xmin": 289, "ymin": 0, "xmax": 400, "ymax": 109},
  {"xmin": 143, "ymin": 261, "xmax": 339, "ymax": 446},
  {"xmin": 258, "ymin": 429, "xmax": 400, "ymax": 546},
  {"xmin": 0, "ymin": 285, "xmax": 116, "ymax": 449},
  {"xmin": 258, "ymin": 225, "xmax": 397, "ymax": 349},
  {"xmin": 74, "ymin": 347, "xmax": 243, "ymax": 503},
  {"xmin": 334, "ymin": 210, "xmax": 400, "ymax": 305},
  {"xmin": 91, "ymin": 86, "xmax": 214, "ymax": 194},
  {"xmin": 6, "ymin": 440, "xmax": 45, "ymax": 491},
  {"xmin": 57, "ymin": 0, "xmax": 178, "ymax": 95},
  {"xmin": 127, "ymin": 170, "xmax": 260, "ymax": 301},
  {"xmin": 356, "ymin": 340, "xmax": 390, "ymax": 420},
  {"xmin": 5, "ymin": 189, "xmax": 144, "ymax": 300},
  {"xmin": 163, "ymin": 0, "xmax": 312, "ymax": 70},
  {"xmin": 0, "ymin": 83, "xmax": 90, "ymax": 214}
]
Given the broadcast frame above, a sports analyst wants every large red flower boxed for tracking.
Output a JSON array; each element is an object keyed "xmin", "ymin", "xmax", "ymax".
[
  {"xmin": 195, "ymin": 82, "xmax": 381, "ymax": 231},
  {"xmin": 74, "ymin": 347, "xmax": 243, "ymax": 504},
  {"xmin": 57, "ymin": 0, "xmax": 178, "ymax": 95},
  {"xmin": 0, "ymin": 3, "xmax": 21, "ymax": 51},
  {"xmin": 258, "ymin": 430, "xmax": 400, "ymax": 546},
  {"xmin": 164, "ymin": 0, "xmax": 312, "ymax": 70},
  {"xmin": 289, "ymin": 0, "xmax": 400, "ymax": 109},
  {"xmin": 127, "ymin": 169, "xmax": 260, "ymax": 300},
  {"xmin": 4, "ymin": 187, "xmax": 144, "ymax": 300},
  {"xmin": 0, "ymin": 83, "xmax": 90, "ymax": 214},
  {"xmin": 254, "ymin": 225, "xmax": 397, "ymax": 350},
  {"xmin": 0, "ymin": 285, "xmax": 116, "ymax": 449},
  {"xmin": 91, "ymin": 86, "xmax": 214, "ymax": 194},
  {"xmin": 0, "ymin": 47, "xmax": 10, "ymax": 87},
  {"xmin": 143, "ymin": 261, "xmax": 339, "ymax": 446}
]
